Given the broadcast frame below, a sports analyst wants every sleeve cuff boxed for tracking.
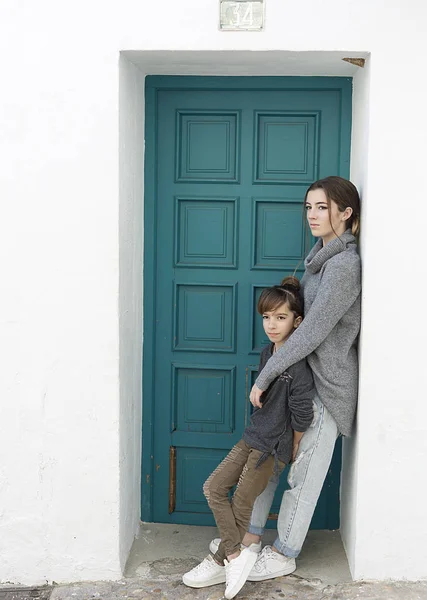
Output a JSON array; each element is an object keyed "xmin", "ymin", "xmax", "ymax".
[
  {"xmin": 290, "ymin": 420, "xmax": 311, "ymax": 432},
  {"xmin": 255, "ymin": 373, "xmax": 269, "ymax": 391}
]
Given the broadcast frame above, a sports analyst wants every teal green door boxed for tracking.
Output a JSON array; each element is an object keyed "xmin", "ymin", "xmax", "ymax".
[{"xmin": 143, "ymin": 76, "xmax": 351, "ymax": 528}]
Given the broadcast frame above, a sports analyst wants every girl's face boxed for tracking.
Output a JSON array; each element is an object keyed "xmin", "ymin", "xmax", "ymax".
[
  {"xmin": 262, "ymin": 302, "xmax": 302, "ymax": 350},
  {"xmin": 305, "ymin": 188, "xmax": 352, "ymax": 244}
]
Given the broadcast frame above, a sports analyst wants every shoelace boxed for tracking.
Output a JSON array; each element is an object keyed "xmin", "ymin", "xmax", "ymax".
[
  {"xmin": 193, "ymin": 557, "xmax": 217, "ymax": 573},
  {"xmin": 252, "ymin": 547, "xmax": 273, "ymax": 571}
]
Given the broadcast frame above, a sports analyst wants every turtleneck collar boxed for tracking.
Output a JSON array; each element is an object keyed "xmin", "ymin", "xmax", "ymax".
[{"xmin": 305, "ymin": 230, "xmax": 357, "ymax": 274}]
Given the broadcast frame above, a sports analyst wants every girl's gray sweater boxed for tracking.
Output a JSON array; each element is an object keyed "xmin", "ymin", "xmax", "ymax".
[
  {"xmin": 255, "ymin": 231, "xmax": 361, "ymax": 437},
  {"xmin": 243, "ymin": 345, "xmax": 314, "ymax": 465}
]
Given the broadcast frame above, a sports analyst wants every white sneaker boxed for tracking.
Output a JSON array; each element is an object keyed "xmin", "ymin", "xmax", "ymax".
[
  {"xmin": 182, "ymin": 555, "xmax": 225, "ymax": 588},
  {"xmin": 224, "ymin": 547, "xmax": 258, "ymax": 599},
  {"xmin": 247, "ymin": 545, "xmax": 296, "ymax": 581},
  {"xmin": 209, "ymin": 537, "xmax": 222, "ymax": 554},
  {"xmin": 209, "ymin": 537, "xmax": 262, "ymax": 555}
]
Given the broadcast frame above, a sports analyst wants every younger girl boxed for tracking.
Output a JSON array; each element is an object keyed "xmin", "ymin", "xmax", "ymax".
[{"xmin": 183, "ymin": 278, "xmax": 314, "ymax": 599}]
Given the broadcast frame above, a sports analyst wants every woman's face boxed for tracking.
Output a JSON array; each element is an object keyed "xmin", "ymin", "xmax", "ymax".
[{"xmin": 305, "ymin": 188, "xmax": 351, "ymax": 244}]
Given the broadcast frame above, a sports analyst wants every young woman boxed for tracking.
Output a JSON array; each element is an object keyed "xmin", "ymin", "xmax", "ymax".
[
  {"xmin": 191, "ymin": 175, "xmax": 362, "ymax": 587},
  {"xmin": 243, "ymin": 175, "xmax": 362, "ymax": 581}
]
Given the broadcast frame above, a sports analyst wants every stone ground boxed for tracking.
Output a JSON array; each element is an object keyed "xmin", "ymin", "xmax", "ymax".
[
  {"xmin": 3, "ymin": 568, "xmax": 427, "ymax": 600},
  {"xmin": 0, "ymin": 587, "xmax": 51, "ymax": 600},
  {"xmin": 2, "ymin": 525, "xmax": 427, "ymax": 600}
]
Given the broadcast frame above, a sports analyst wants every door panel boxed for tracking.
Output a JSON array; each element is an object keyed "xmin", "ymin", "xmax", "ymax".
[{"xmin": 144, "ymin": 77, "xmax": 351, "ymax": 528}]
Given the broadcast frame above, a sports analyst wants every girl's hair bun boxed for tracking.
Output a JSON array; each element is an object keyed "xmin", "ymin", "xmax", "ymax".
[
  {"xmin": 280, "ymin": 275, "xmax": 300, "ymax": 291},
  {"xmin": 257, "ymin": 275, "xmax": 303, "ymax": 317}
]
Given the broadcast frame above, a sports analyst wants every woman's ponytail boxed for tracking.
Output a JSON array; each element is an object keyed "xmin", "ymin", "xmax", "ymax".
[{"xmin": 351, "ymin": 213, "xmax": 360, "ymax": 237}]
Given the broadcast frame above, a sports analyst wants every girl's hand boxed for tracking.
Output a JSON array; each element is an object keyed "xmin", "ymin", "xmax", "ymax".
[
  {"xmin": 250, "ymin": 384, "xmax": 264, "ymax": 408},
  {"xmin": 292, "ymin": 431, "xmax": 304, "ymax": 462},
  {"xmin": 292, "ymin": 443, "xmax": 300, "ymax": 462}
]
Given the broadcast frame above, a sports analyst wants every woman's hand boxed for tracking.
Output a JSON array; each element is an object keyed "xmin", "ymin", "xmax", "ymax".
[{"xmin": 250, "ymin": 384, "xmax": 264, "ymax": 408}]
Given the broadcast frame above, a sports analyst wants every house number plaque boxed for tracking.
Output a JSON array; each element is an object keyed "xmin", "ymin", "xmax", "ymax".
[{"xmin": 220, "ymin": 0, "xmax": 264, "ymax": 31}]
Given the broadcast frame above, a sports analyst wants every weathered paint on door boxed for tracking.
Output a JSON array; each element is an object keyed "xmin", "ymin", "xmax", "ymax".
[{"xmin": 143, "ymin": 76, "xmax": 351, "ymax": 528}]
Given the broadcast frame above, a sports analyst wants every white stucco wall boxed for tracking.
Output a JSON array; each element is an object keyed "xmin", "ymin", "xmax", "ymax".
[
  {"xmin": 0, "ymin": 7, "xmax": 122, "ymax": 583},
  {"xmin": 1, "ymin": 0, "xmax": 426, "ymax": 584},
  {"xmin": 341, "ymin": 59, "xmax": 371, "ymax": 576},
  {"xmin": 118, "ymin": 56, "xmax": 145, "ymax": 572},
  {"xmin": 346, "ymin": 47, "xmax": 427, "ymax": 580}
]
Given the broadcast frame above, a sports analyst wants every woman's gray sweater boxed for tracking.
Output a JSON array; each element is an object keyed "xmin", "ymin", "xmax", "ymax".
[{"xmin": 255, "ymin": 231, "xmax": 361, "ymax": 437}]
